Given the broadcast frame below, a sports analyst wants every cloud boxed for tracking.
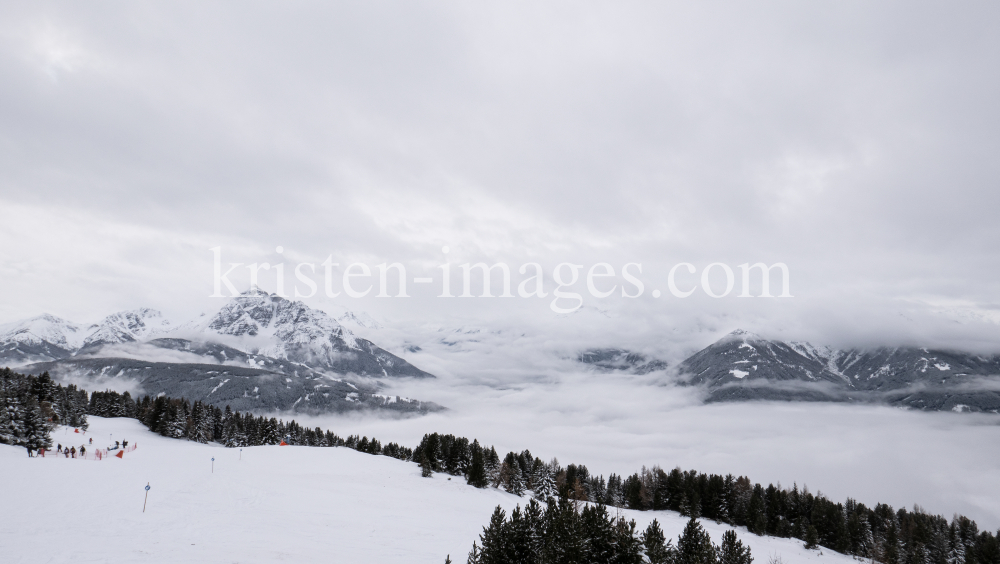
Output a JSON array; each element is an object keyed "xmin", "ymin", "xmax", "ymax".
[
  {"xmin": 74, "ymin": 342, "xmax": 222, "ymax": 365},
  {"xmin": 0, "ymin": 1, "xmax": 997, "ymax": 351},
  {"xmin": 298, "ymin": 363, "xmax": 1000, "ymax": 530}
]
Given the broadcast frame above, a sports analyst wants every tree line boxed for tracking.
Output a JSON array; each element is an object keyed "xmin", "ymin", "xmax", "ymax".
[
  {"xmin": 0, "ymin": 369, "xmax": 89, "ymax": 451},
  {"xmin": 411, "ymin": 431, "xmax": 1000, "ymax": 564},
  {"xmin": 465, "ymin": 498, "xmax": 752, "ymax": 564},
  {"xmin": 87, "ymin": 386, "xmax": 413, "ymax": 461}
]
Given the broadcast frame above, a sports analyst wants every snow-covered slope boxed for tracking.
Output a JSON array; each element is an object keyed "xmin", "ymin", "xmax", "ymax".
[{"xmin": 0, "ymin": 416, "xmax": 858, "ymax": 564}]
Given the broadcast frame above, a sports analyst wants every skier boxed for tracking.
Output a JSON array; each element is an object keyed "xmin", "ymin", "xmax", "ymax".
[
  {"xmin": 89, "ymin": 438, "xmax": 92, "ymax": 445},
  {"xmin": 38, "ymin": 448, "xmax": 45, "ymax": 457},
  {"xmin": 70, "ymin": 447, "xmax": 76, "ymax": 458},
  {"xmin": 80, "ymin": 446, "xmax": 86, "ymax": 457},
  {"xmin": 25, "ymin": 446, "xmax": 33, "ymax": 457},
  {"xmin": 57, "ymin": 444, "xmax": 62, "ymax": 453},
  {"xmin": 64, "ymin": 449, "xmax": 69, "ymax": 458},
  {"xmin": 123, "ymin": 440, "xmax": 128, "ymax": 448},
  {"xmin": 115, "ymin": 440, "xmax": 120, "ymax": 449}
]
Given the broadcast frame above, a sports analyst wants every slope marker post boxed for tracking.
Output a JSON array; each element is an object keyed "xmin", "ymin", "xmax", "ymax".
[{"xmin": 143, "ymin": 483, "xmax": 150, "ymax": 513}]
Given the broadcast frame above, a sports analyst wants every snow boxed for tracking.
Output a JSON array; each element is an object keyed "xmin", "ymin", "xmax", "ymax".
[
  {"xmin": 0, "ymin": 417, "xmax": 859, "ymax": 564},
  {"xmin": 0, "ymin": 313, "xmax": 93, "ymax": 350},
  {"xmin": 729, "ymin": 369, "xmax": 750, "ymax": 379},
  {"xmin": 935, "ymin": 363, "xmax": 951, "ymax": 371}
]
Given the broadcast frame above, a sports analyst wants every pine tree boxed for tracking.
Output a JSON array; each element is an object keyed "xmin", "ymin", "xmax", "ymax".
[
  {"xmin": 485, "ymin": 447, "xmax": 501, "ymax": 487},
  {"xmin": 719, "ymin": 529, "xmax": 753, "ymax": 564},
  {"xmin": 21, "ymin": 395, "xmax": 52, "ymax": 452},
  {"xmin": 501, "ymin": 452, "xmax": 526, "ymax": 496},
  {"xmin": 947, "ymin": 522, "xmax": 966, "ymax": 564},
  {"xmin": 163, "ymin": 401, "xmax": 188, "ymax": 438},
  {"xmin": 477, "ymin": 506, "xmax": 508, "ymax": 564},
  {"xmin": 804, "ymin": 524, "xmax": 819, "ymax": 549},
  {"xmin": 676, "ymin": 517, "xmax": 717, "ymax": 564},
  {"xmin": 642, "ymin": 519, "xmax": 675, "ymax": 564},
  {"xmin": 533, "ymin": 465, "xmax": 557, "ymax": 502},
  {"xmin": 0, "ymin": 388, "xmax": 17, "ymax": 444},
  {"xmin": 746, "ymin": 486, "xmax": 767, "ymax": 535},
  {"xmin": 581, "ymin": 504, "xmax": 616, "ymax": 562},
  {"xmin": 467, "ymin": 440, "xmax": 488, "ymax": 488},
  {"xmin": 466, "ymin": 542, "xmax": 481, "ymax": 564}
]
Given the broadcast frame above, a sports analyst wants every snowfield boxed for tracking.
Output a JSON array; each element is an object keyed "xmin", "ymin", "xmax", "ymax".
[{"xmin": 0, "ymin": 417, "xmax": 861, "ymax": 564}]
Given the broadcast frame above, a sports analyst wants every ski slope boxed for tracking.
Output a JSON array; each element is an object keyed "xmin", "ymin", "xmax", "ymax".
[{"xmin": 0, "ymin": 417, "xmax": 858, "ymax": 563}]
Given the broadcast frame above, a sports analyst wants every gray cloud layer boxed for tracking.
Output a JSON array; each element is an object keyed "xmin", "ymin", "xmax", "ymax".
[{"xmin": 1, "ymin": 1, "xmax": 999, "ymax": 349}]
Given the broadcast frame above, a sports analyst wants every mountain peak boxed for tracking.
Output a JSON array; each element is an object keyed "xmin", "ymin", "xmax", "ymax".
[
  {"xmin": 721, "ymin": 329, "xmax": 762, "ymax": 342},
  {"xmin": 241, "ymin": 285, "xmax": 272, "ymax": 297},
  {"xmin": 79, "ymin": 308, "xmax": 173, "ymax": 351}
]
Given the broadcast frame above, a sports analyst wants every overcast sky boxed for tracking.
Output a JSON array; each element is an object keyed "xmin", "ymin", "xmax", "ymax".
[{"xmin": 1, "ymin": 1, "xmax": 999, "ymax": 351}]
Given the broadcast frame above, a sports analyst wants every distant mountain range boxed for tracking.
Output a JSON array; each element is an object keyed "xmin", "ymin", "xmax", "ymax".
[
  {"xmin": 576, "ymin": 329, "xmax": 1000, "ymax": 413},
  {"xmin": 0, "ymin": 287, "xmax": 438, "ymax": 415},
  {"xmin": 677, "ymin": 329, "xmax": 1000, "ymax": 413}
]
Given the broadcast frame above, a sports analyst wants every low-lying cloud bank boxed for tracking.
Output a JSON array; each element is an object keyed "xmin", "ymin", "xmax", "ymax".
[{"xmin": 290, "ymin": 328, "xmax": 1000, "ymax": 531}]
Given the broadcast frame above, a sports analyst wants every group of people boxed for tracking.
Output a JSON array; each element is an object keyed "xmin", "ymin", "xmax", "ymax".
[
  {"xmin": 55, "ymin": 443, "xmax": 85, "ymax": 458},
  {"xmin": 26, "ymin": 435, "xmax": 127, "ymax": 458}
]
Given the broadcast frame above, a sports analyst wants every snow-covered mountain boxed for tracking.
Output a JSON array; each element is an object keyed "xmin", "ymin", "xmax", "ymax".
[
  {"xmin": 78, "ymin": 308, "xmax": 172, "ymax": 353},
  {"xmin": 678, "ymin": 330, "xmax": 1000, "ymax": 412},
  {"xmin": 1, "ymin": 290, "xmax": 436, "ymax": 415},
  {"xmin": 191, "ymin": 286, "xmax": 430, "ymax": 378},
  {"xmin": 1, "ymin": 289, "xmax": 425, "ymax": 378},
  {"xmin": 0, "ymin": 309, "xmax": 171, "ymax": 363},
  {"xmin": 0, "ymin": 314, "xmax": 95, "ymax": 364}
]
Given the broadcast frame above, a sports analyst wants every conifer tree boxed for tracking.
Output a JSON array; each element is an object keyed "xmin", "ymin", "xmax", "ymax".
[
  {"xmin": 467, "ymin": 440, "xmax": 488, "ymax": 488},
  {"xmin": 581, "ymin": 504, "xmax": 616, "ymax": 562},
  {"xmin": 477, "ymin": 506, "xmax": 508, "ymax": 564},
  {"xmin": 0, "ymin": 388, "xmax": 18, "ymax": 445},
  {"xmin": 676, "ymin": 517, "xmax": 717, "ymax": 564},
  {"xmin": 485, "ymin": 447, "xmax": 501, "ymax": 487},
  {"xmin": 642, "ymin": 519, "xmax": 674, "ymax": 564},
  {"xmin": 466, "ymin": 542, "xmax": 481, "ymax": 564},
  {"xmin": 533, "ymin": 465, "xmax": 556, "ymax": 502},
  {"xmin": 613, "ymin": 517, "xmax": 644, "ymax": 564},
  {"xmin": 804, "ymin": 525, "xmax": 819, "ymax": 549},
  {"xmin": 947, "ymin": 522, "xmax": 966, "ymax": 564},
  {"xmin": 719, "ymin": 529, "xmax": 753, "ymax": 564},
  {"xmin": 21, "ymin": 394, "xmax": 52, "ymax": 452},
  {"xmin": 746, "ymin": 486, "xmax": 767, "ymax": 535}
]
